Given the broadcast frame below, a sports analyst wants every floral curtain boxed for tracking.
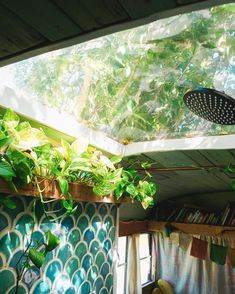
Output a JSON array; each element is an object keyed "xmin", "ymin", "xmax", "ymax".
[{"xmin": 154, "ymin": 232, "xmax": 235, "ymax": 294}]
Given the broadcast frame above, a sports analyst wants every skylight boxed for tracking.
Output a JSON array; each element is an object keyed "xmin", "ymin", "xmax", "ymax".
[{"xmin": 0, "ymin": 3, "xmax": 234, "ymax": 144}]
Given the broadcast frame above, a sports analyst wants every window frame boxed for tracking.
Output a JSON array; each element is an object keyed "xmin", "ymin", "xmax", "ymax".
[
  {"xmin": 139, "ymin": 233, "xmax": 154, "ymax": 286},
  {"xmin": 116, "ymin": 236, "xmax": 129, "ymax": 294}
]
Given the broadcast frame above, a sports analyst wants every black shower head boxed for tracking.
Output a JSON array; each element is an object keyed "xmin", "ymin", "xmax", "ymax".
[{"xmin": 183, "ymin": 87, "xmax": 235, "ymax": 125}]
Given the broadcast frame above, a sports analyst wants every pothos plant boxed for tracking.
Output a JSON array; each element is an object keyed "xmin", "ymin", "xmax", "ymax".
[{"xmin": 0, "ymin": 108, "xmax": 157, "ymax": 214}]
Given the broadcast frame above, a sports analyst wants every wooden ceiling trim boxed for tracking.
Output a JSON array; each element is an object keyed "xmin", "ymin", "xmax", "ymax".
[
  {"xmin": 54, "ymin": 0, "xmax": 130, "ymax": 31},
  {"xmin": 0, "ymin": 3, "xmax": 45, "ymax": 58},
  {"xmin": 200, "ymin": 150, "xmax": 235, "ymax": 166},
  {"xmin": 181, "ymin": 150, "xmax": 213, "ymax": 166},
  {"xmin": 1, "ymin": 0, "xmax": 82, "ymax": 41},
  {"xmin": 118, "ymin": 0, "xmax": 177, "ymax": 19}
]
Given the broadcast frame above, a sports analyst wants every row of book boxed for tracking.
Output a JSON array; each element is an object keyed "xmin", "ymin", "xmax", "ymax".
[{"xmin": 152, "ymin": 201, "xmax": 235, "ymax": 226}]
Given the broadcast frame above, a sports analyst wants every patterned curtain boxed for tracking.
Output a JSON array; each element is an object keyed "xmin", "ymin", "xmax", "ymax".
[{"xmin": 154, "ymin": 232, "xmax": 235, "ymax": 294}]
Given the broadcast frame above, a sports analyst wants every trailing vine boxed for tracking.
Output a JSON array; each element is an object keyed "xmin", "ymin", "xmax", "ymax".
[{"xmin": 0, "ymin": 108, "xmax": 157, "ymax": 216}]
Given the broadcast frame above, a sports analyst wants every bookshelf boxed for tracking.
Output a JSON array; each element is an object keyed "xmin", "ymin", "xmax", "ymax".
[{"xmin": 152, "ymin": 201, "xmax": 235, "ymax": 227}]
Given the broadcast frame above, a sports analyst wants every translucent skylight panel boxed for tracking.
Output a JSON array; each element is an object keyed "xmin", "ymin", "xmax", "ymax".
[{"xmin": 0, "ymin": 4, "xmax": 234, "ymax": 143}]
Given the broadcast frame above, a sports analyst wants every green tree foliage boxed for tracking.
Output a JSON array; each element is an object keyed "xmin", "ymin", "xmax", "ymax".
[{"xmin": 12, "ymin": 5, "xmax": 235, "ymax": 142}]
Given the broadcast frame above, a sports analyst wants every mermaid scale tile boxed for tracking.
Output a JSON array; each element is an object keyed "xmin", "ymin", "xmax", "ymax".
[
  {"xmin": 0, "ymin": 212, "xmax": 9, "ymax": 231},
  {"xmin": 94, "ymin": 276, "xmax": 104, "ymax": 293},
  {"xmin": 0, "ymin": 269, "xmax": 16, "ymax": 294},
  {"xmin": 101, "ymin": 262, "xmax": 110, "ymax": 280},
  {"xmin": 81, "ymin": 254, "xmax": 93, "ymax": 272},
  {"xmin": 0, "ymin": 231, "xmax": 21, "ymax": 260},
  {"xmin": 45, "ymin": 260, "xmax": 62, "ymax": 282},
  {"xmin": 0, "ymin": 196, "xmax": 117, "ymax": 293},
  {"xmin": 31, "ymin": 279, "xmax": 51, "ymax": 294},
  {"xmin": 85, "ymin": 202, "xmax": 96, "ymax": 219},
  {"xmin": 88, "ymin": 265, "xmax": 99, "ymax": 284},
  {"xmin": 52, "ymin": 273, "xmax": 72, "ymax": 293},
  {"xmin": 90, "ymin": 240, "xmax": 100, "ymax": 257},
  {"xmin": 95, "ymin": 252, "xmax": 106, "ymax": 269},
  {"xmin": 98, "ymin": 228, "xmax": 107, "ymax": 243},
  {"xmin": 99, "ymin": 204, "xmax": 108, "ymax": 217},
  {"xmin": 57, "ymin": 244, "xmax": 73, "ymax": 266},
  {"xmin": 83, "ymin": 228, "xmax": 95, "ymax": 246},
  {"xmin": 68, "ymin": 228, "xmax": 81, "ymax": 248},
  {"xmin": 75, "ymin": 242, "xmax": 87, "ymax": 261},
  {"xmin": 79, "ymin": 281, "xmax": 91, "ymax": 294},
  {"xmin": 91, "ymin": 215, "xmax": 102, "ymax": 231},
  {"xmin": 65, "ymin": 257, "xmax": 80, "ymax": 278},
  {"xmin": 77, "ymin": 215, "xmax": 89, "ymax": 231},
  {"xmin": 61, "ymin": 216, "xmax": 75, "ymax": 233},
  {"xmin": 72, "ymin": 268, "xmax": 86, "ymax": 290},
  {"xmin": 8, "ymin": 284, "xmax": 27, "ymax": 294}
]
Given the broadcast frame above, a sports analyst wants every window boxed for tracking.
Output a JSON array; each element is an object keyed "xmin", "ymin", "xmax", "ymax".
[
  {"xmin": 139, "ymin": 233, "xmax": 153, "ymax": 285},
  {"xmin": 116, "ymin": 236, "xmax": 128, "ymax": 294},
  {"xmin": 116, "ymin": 234, "xmax": 154, "ymax": 293}
]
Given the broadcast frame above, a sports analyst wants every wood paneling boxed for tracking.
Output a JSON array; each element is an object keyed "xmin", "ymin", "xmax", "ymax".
[
  {"xmin": 0, "ymin": 3, "xmax": 44, "ymax": 58},
  {"xmin": 54, "ymin": 0, "xmax": 129, "ymax": 31},
  {"xmin": 143, "ymin": 149, "xmax": 235, "ymax": 202},
  {"xmin": 119, "ymin": 0, "xmax": 177, "ymax": 19},
  {"xmin": 1, "ymin": 0, "xmax": 82, "ymax": 41}
]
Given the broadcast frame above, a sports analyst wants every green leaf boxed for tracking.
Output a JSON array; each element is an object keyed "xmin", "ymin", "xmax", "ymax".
[
  {"xmin": 225, "ymin": 163, "xmax": 234, "ymax": 173},
  {"xmin": 0, "ymin": 137, "xmax": 11, "ymax": 150},
  {"xmin": 24, "ymin": 261, "xmax": 31, "ymax": 269},
  {"xmin": 149, "ymin": 181, "xmax": 157, "ymax": 194},
  {"xmin": 15, "ymin": 122, "xmax": 48, "ymax": 149},
  {"xmin": 28, "ymin": 248, "xmax": 45, "ymax": 268},
  {"xmin": 45, "ymin": 231, "xmax": 60, "ymax": 252},
  {"xmin": 126, "ymin": 183, "xmax": 139, "ymax": 197},
  {"xmin": 58, "ymin": 177, "xmax": 69, "ymax": 195},
  {"xmin": 3, "ymin": 109, "xmax": 19, "ymax": 130},
  {"xmin": 231, "ymin": 181, "xmax": 235, "ymax": 190},
  {"xmin": 0, "ymin": 160, "xmax": 16, "ymax": 180},
  {"xmin": 141, "ymin": 162, "xmax": 152, "ymax": 169},
  {"xmin": 110, "ymin": 155, "xmax": 122, "ymax": 165},
  {"xmin": 141, "ymin": 196, "xmax": 154, "ymax": 209},
  {"xmin": 126, "ymin": 168, "xmax": 136, "ymax": 178},
  {"xmin": 62, "ymin": 193, "xmax": 77, "ymax": 215},
  {"xmin": 114, "ymin": 183, "xmax": 125, "ymax": 199},
  {"xmin": 0, "ymin": 196, "xmax": 16, "ymax": 209}
]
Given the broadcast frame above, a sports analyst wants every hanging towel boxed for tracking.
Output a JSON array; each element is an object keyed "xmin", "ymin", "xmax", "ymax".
[
  {"xmin": 229, "ymin": 247, "xmax": 235, "ymax": 268},
  {"xmin": 190, "ymin": 237, "xmax": 208, "ymax": 260},
  {"xmin": 210, "ymin": 243, "xmax": 227, "ymax": 265},
  {"xmin": 163, "ymin": 223, "xmax": 176, "ymax": 237},
  {"xmin": 169, "ymin": 232, "xmax": 180, "ymax": 246},
  {"xmin": 179, "ymin": 233, "xmax": 192, "ymax": 251}
]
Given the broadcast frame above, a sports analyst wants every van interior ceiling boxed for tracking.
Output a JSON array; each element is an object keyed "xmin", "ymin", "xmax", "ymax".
[{"xmin": 0, "ymin": 1, "xmax": 235, "ymax": 294}]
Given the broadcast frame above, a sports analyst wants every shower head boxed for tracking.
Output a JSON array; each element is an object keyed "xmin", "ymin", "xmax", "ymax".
[{"xmin": 183, "ymin": 87, "xmax": 235, "ymax": 125}]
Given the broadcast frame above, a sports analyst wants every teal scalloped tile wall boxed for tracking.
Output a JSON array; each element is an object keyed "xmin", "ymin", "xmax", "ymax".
[{"xmin": 0, "ymin": 196, "xmax": 117, "ymax": 294}]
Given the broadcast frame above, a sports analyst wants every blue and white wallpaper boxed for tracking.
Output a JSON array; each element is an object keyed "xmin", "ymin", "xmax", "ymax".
[{"xmin": 0, "ymin": 196, "xmax": 117, "ymax": 294}]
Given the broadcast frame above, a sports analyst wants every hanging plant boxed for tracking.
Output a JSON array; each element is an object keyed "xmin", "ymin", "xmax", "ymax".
[{"xmin": 0, "ymin": 109, "xmax": 157, "ymax": 218}]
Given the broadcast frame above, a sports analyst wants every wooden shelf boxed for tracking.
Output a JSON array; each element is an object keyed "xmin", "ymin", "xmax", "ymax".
[
  {"xmin": 119, "ymin": 220, "xmax": 148, "ymax": 236},
  {"xmin": 148, "ymin": 221, "xmax": 235, "ymax": 238},
  {"xmin": 119, "ymin": 220, "xmax": 235, "ymax": 237},
  {"xmin": 0, "ymin": 179, "xmax": 134, "ymax": 204}
]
